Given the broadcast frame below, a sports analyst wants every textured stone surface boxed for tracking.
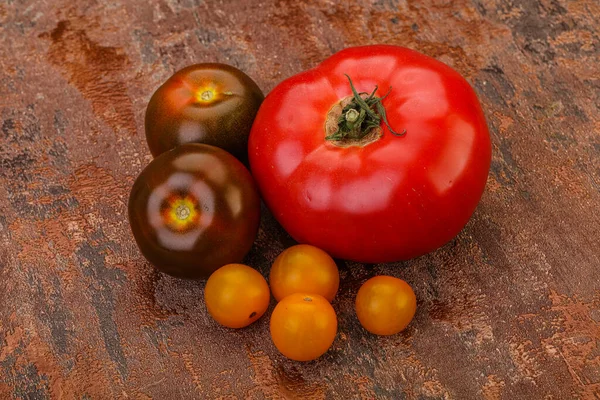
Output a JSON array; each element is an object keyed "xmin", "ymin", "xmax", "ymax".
[{"xmin": 1, "ymin": 0, "xmax": 599, "ymax": 398}]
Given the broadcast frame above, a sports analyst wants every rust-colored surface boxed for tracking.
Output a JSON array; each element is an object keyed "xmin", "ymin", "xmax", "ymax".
[{"xmin": 1, "ymin": 0, "xmax": 599, "ymax": 398}]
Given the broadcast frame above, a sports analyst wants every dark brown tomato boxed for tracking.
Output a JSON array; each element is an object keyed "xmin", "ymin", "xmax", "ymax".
[
  {"xmin": 128, "ymin": 143, "xmax": 261, "ymax": 279},
  {"xmin": 145, "ymin": 63, "xmax": 264, "ymax": 161}
]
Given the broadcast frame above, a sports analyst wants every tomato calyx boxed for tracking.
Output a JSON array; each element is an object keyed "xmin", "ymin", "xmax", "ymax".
[{"xmin": 325, "ymin": 75, "xmax": 405, "ymax": 144}]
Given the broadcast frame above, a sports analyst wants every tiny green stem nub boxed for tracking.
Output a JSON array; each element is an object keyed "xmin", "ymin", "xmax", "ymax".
[{"xmin": 345, "ymin": 109, "xmax": 360, "ymax": 123}]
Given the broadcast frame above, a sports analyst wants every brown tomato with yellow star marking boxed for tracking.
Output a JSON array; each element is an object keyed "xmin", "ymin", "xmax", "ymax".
[
  {"xmin": 128, "ymin": 143, "xmax": 261, "ymax": 279},
  {"xmin": 145, "ymin": 63, "xmax": 264, "ymax": 162}
]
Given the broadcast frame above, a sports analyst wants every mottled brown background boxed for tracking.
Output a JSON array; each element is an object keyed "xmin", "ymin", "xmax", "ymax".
[{"xmin": 0, "ymin": 0, "xmax": 599, "ymax": 398}]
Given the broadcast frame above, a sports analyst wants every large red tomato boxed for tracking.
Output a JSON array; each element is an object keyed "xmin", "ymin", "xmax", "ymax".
[{"xmin": 249, "ymin": 45, "xmax": 491, "ymax": 263}]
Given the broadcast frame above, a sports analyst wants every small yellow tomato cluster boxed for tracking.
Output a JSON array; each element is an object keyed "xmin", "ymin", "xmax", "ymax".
[
  {"xmin": 204, "ymin": 244, "xmax": 417, "ymax": 362},
  {"xmin": 268, "ymin": 245, "xmax": 339, "ymax": 361}
]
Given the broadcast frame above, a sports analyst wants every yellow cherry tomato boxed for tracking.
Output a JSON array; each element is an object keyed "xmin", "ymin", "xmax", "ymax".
[
  {"xmin": 269, "ymin": 244, "xmax": 339, "ymax": 302},
  {"xmin": 270, "ymin": 293, "xmax": 337, "ymax": 361},
  {"xmin": 355, "ymin": 276, "xmax": 416, "ymax": 335},
  {"xmin": 205, "ymin": 264, "xmax": 270, "ymax": 328}
]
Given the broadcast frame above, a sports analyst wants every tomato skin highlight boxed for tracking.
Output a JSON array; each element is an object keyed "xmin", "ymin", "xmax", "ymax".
[
  {"xmin": 249, "ymin": 45, "xmax": 491, "ymax": 263},
  {"xmin": 269, "ymin": 244, "xmax": 339, "ymax": 302},
  {"xmin": 128, "ymin": 143, "xmax": 260, "ymax": 279},
  {"xmin": 205, "ymin": 264, "xmax": 270, "ymax": 329},
  {"xmin": 145, "ymin": 63, "xmax": 264, "ymax": 161},
  {"xmin": 269, "ymin": 293, "xmax": 337, "ymax": 361},
  {"xmin": 355, "ymin": 276, "xmax": 416, "ymax": 336}
]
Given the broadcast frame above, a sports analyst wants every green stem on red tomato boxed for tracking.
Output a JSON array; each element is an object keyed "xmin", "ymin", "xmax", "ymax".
[{"xmin": 325, "ymin": 74, "xmax": 406, "ymax": 141}]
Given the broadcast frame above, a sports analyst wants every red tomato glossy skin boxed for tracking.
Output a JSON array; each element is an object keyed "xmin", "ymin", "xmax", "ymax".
[{"xmin": 249, "ymin": 45, "xmax": 491, "ymax": 263}]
